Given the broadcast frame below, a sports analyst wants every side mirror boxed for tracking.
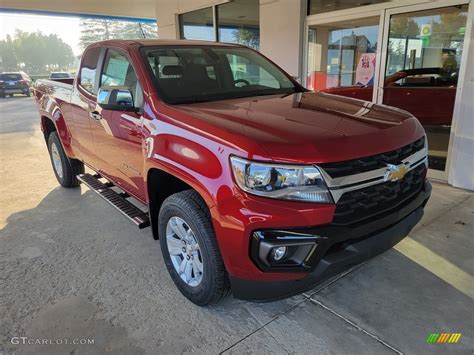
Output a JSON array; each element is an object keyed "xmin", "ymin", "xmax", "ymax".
[{"xmin": 97, "ymin": 86, "xmax": 138, "ymax": 112}]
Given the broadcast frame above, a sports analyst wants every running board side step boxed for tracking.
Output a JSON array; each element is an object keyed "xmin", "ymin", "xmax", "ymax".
[{"xmin": 77, "ymin": 173, "xmax": 150, "ymax": 229}]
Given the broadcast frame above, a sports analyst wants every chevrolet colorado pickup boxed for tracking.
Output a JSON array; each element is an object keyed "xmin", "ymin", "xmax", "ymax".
[{"xmin": 34, "ymin": 40, "xmax": 431, "ymax": 306}]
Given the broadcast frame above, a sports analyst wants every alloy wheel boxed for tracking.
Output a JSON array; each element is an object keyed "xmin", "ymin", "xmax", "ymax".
[{"xmin": 166, "ymin": 216, "xmax": 204, "ymax": 287}]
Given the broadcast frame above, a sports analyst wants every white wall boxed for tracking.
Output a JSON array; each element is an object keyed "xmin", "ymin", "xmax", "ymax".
[
  {"xmin": 448, "ymin": 6, "xmax": 474, "ymax": 191},
  {"xmin": 259, "ymin": 0, "xmax": 304, "ymax": 77}
]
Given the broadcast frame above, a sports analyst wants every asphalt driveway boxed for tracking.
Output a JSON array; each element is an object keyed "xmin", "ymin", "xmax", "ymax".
[{"xmin": 1, "ymin": 96, "xmax": 473, "ymax": 354}]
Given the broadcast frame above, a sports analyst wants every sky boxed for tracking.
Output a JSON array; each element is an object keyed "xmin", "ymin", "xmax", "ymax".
[{"xmin": 0, "ymin": 12, "xmax": 82, "ymax": 55}]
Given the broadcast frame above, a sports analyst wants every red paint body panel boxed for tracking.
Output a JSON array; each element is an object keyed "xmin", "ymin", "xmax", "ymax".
[{"xmin": 34, "ymin": 40, "xmax": 426, "ymax": 282}]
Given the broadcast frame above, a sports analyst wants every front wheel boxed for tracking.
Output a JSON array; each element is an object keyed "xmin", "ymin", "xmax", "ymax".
[
  {"xmin": 158, "ymin": 190, "xmax": 230, "ymax": 306},
  {"xmin": 47, "ymin": 132, "xmax": 84, "ymax": 187}
]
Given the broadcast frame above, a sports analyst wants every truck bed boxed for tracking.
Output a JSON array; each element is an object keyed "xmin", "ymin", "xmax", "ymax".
[{"xmin": 34, "ymin": 78, "xmax": 74, "ymax": 104}]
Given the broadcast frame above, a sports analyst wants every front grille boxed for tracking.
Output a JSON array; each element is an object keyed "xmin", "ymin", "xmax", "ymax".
[
  {"xmin": 333, "ymin": 164, "xmax": 426, "ymax": 225},
  {"xmin": 320, "ymin": 137, "xmax": 425, "ymax": 178}
]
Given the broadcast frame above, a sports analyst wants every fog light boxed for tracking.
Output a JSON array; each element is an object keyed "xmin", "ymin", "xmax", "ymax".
[{"xmin": 270, "ymin": 246, "xmax": 287, "ymax": 261}]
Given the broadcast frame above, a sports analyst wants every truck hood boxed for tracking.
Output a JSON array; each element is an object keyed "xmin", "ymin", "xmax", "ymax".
[{"xmin": 175, "ymin": 92, "xmax": 424, "ymax": 164}]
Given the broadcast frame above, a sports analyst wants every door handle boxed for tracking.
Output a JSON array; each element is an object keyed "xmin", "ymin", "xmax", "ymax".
[{"xmin": 89, "ymin": 111, "xmax": 102, "ymax": 120}]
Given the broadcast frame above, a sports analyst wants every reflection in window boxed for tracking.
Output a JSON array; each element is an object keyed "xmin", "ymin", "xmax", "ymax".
[
  {"xmin": 101, "ymin": 50, "xmax": 134, "ymax": 87},
  {"xmin": 217, "ymin": 0, "xmax": 260, "ymax": 49},
  {"xmin": 384, "ymin": 5, "xmax": 469, "ymax": 172},
  {"xmin": 79, "ymin": 19, "xmax": 158, "ymax": 50},
  {"xmin": 180, "ymin": 7, "xmax": 215, "ymax": 41},
  {"xmin": 386, "ymin": 6, "xmax": 468, "ymax": 76},
  {"xmin": 179, "ymin": 2, "xmax": 260, "ymax": 49},
  {"xmin": 307, "ymin": 17, "xmax": 379, "ymax": 102},
  {"xmin": 308, "ymin": 0, "xmax": 392, "ymax": 15},
  {"xmin": 79, "ymin": 47, "xmax": 101, "ymax": 94},
  {"xmin": 226, "ymin": 53, "xmax": 278, "ymax": 88}
]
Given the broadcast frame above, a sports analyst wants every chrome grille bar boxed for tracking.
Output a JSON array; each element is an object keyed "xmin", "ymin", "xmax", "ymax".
[{"xmin": 318, "ymin": 145, "xmax": 428, "ymax": 203}]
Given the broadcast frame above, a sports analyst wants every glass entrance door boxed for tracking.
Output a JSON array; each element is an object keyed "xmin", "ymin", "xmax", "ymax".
[
  {"xmin": 307, "ymin": 16, "xmax": 380, "ymax": 101},
  {"xmin": 382, "ymin": 4, "xmax": 469, "ymax": 172}
]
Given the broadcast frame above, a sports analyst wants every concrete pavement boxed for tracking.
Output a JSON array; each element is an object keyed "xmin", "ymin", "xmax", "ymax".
[{"xmin": 0, "ymin": 96, "xmax": 473, "ymax": 354}]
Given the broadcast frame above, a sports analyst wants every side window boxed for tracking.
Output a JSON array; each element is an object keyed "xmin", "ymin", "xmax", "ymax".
[
  {"xmin": 101, "ymin": 49, "xmax": 143, "ymax": 109},
  {"xmin": 101, "ymin": 49, "xmax": 136, "ymax": 86},
  {"xmin": 226, "ymin": 53, "xmax": 280, "ymax": 88},
  {"xmin": 79, "ymin": 47, "xmax": 101, "ymax": 94}
]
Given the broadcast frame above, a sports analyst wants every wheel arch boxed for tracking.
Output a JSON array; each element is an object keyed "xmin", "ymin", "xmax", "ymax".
[
  {"xmin": 41, "ymin": 115, "xmax": 57, "ymax": 142},
  {"xmin": 147, "ymin": 167, "xmax": 213, "ymax": 240}
]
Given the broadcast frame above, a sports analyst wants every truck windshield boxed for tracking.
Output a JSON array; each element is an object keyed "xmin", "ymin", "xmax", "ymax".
[{"xmin": 143, "ymin": 46, "xmax": 301, "ymax": 104}]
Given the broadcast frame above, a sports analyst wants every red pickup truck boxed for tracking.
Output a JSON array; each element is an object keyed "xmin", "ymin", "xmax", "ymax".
[{"xmin": 34, "ymin": 40, "xmax": 431, "ymax": 305}]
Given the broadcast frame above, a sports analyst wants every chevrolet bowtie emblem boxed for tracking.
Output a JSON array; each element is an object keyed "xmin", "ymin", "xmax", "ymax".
[{"xmin": 384, "ymin": 163, "xmax": 409, "ymax": 182}]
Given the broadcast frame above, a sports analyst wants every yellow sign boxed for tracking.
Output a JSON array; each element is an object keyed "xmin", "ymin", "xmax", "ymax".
[
  {"xmin": 421, "ymin": 24, "xmax": 432, "ymax": 37},
  {"xmin": 427, "ymin": 333, "xmax": 462, "ymax": 344}
]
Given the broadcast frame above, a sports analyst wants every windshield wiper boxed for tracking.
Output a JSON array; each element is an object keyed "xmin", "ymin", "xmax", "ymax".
[{"xmin": 171, "ymin": 88, "xmax": 299, "ymax": 105}]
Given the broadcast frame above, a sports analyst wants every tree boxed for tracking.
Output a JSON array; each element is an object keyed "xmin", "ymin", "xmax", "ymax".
[
  {"xmin": 79, "ymin": 19, "xmax": 158, "ymax": 49},
  {"xmin": 232, "ymin": 28, "xmax": 259, "ymax": 49},
  {"xmin": 432, "ymin": 11, "xmax": 468, "ymax": 47},
  {"xmin": 0, "ymin": 30, "xmax": 74, "ymax": 74},
  {"xmin": 79, "ymin": 19, "xmax": 113, "ymax": 49},
  {"xmin": 0, "ymin": 35, "xmax": 18, "ymax": 71},
  {"xmin": 389, "ymin": 17, "xmax": 420, "ymax": 38}
]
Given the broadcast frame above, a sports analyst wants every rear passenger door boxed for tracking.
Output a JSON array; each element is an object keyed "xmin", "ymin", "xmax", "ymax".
[{"xmin": 91, "ymin": 48, "xmax": 146, "ymax": 200}]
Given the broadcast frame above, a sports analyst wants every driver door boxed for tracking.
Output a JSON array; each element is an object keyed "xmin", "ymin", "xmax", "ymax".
[{"xmin": 90, "ymin": 48, "xmax": 146, "ymax": 200}]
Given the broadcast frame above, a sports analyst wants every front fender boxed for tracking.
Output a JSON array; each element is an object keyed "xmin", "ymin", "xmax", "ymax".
[{"xmin": 144, "ymin": 132, "xmax": 232, "ymax": 210}]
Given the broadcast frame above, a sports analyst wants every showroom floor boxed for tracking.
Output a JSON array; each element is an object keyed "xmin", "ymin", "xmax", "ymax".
[{"xmin": 1, "ymin": 96, "xmax": 473, "ymax": 355}]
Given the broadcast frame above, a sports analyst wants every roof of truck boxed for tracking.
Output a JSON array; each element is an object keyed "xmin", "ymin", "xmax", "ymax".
[{"xmin": 94, "ymin": 39, "xmax": 242, "ymax": 48}]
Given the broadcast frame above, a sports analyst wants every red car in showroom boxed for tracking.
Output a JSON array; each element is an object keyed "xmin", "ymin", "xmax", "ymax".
[
  {"xmin": 34, "ymin": 40, "xmax": 431, "ymax": 305},
  {"xmin": 321, "ymin": 67, "xmax": 456, "ymax": 126}
]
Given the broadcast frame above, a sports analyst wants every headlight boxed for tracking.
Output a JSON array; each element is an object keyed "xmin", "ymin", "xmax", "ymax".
[{"xmin": 230, "ymin": 156, "xmax": 333, "ymax": 203}]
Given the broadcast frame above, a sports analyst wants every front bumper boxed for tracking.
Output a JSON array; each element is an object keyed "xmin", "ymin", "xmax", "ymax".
[{"xmin": 230, "ymin": 181, "xmax": 431, "ymax": 301}]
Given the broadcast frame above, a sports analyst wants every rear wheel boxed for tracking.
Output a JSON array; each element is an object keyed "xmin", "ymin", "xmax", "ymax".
[
  {"xmin": 47, "ymin": 132, "xmax": 84, "ymax": 187},
  {"xmin": 158, "ymin": 190, "xmax": 229, "ymax": 306}
]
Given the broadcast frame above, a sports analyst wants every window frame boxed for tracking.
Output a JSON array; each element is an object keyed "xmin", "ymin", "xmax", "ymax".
[
  {"xmin": 179, "ymin": 6, "xmax": 217, "ymax": 41},
  {"xmin": 178, "ymin": 1, "xmax": 260, "ymax": 47}
]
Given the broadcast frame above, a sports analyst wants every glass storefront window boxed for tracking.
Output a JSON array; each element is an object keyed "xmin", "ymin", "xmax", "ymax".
[
  {"xmin": 308, "ymin": 0, "xmax": 392, "ymax": 15},
  {"xmin": 383, "ymin": 5, "xmax": 469, "ymax": 171},
  {"xmin": 217, "ymin": 0, "xmax": 260, "ymax": 49},
  {"xmin": 179, "ymin": 7, "xmax": 215, "ymax": 41},
  {"xmin": 307, "ymin": 17, "xmax": 379, "ymax": 102}
]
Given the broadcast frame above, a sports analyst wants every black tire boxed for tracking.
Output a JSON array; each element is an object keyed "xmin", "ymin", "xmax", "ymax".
[
  {"xmin": 47, "ymin": 132, "xmax": 84, "ymax": 188},
  {"xmin": 158, "ymin": 190, "xmax": 230, "ymax": 306},
  {"xmin": 25, "ymin": 91, "xmax": 31, "ymax": 97}
]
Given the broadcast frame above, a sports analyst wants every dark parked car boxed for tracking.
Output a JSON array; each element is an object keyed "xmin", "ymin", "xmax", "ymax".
[{"xmin": 0, "ymin": 72, "xmax": 32, "ymax": 98}]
